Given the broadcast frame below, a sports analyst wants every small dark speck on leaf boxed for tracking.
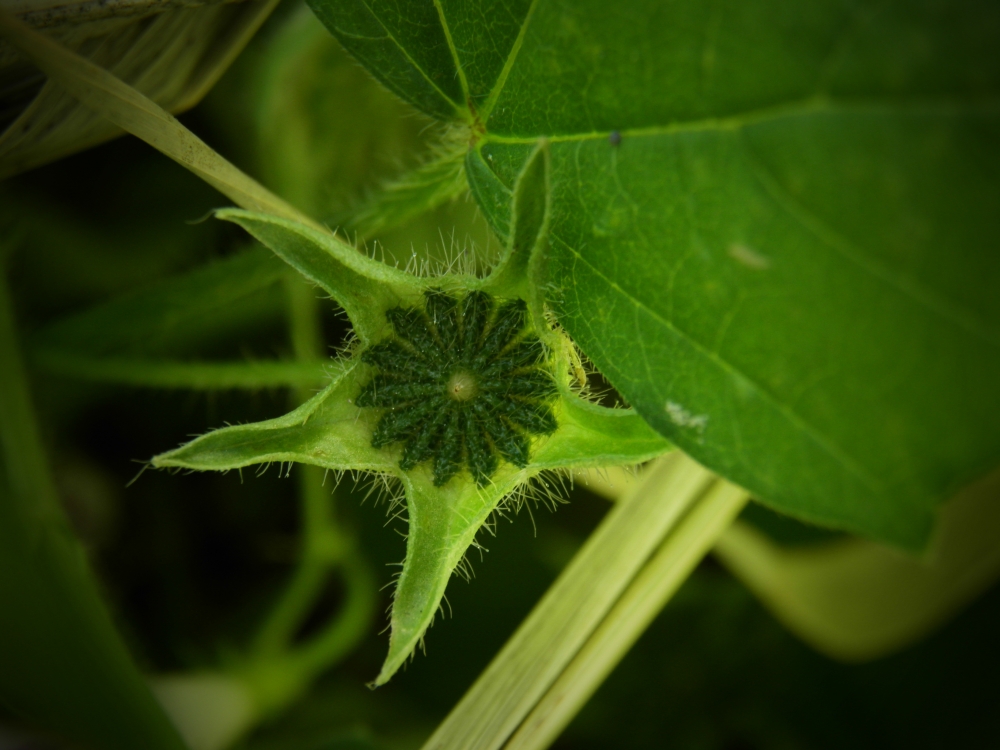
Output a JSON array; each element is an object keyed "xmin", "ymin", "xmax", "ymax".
[{"xmin": 609, "ymin": 130, "xmax": 622, "ymax": 147}]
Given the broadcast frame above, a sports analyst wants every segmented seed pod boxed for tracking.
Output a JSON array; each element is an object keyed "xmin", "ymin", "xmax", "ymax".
[{"xmin": 356, "ymin": 289, "xmax": 558, "ymax": 486}]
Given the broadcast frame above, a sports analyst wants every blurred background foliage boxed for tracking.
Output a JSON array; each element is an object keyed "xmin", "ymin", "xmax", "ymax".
[{"xmin": 1, "ymin": 3, "xmax": 999, "ymax": 748}]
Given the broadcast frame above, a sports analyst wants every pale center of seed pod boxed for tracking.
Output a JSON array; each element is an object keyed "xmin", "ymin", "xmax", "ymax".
[{"xmin": 446, "ymin": 370, "xmax": 479, "ymax": 402}]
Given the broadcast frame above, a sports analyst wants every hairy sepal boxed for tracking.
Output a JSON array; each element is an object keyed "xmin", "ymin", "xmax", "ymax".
[
  {"xmin": 215, "ymin": 209, "xmax": 427, "ymax": 343},
  {"xmin": 160, "ymin": 139, "xmax": 671, "ymax": 686},
  {"xmin": 151, "ymin": 361, "xmax": 394, "ymax": 473},
  {"xmin": 376, "ymin": 394, "xmax": 670, "ymax": 686}
]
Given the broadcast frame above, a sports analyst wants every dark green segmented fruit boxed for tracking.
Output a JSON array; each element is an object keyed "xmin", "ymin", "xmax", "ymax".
[{"xmin": 356, "ymin": 289, "xmax": 558, "ymax": 486}]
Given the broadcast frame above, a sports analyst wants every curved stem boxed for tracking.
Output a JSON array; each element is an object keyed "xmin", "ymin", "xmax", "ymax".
[
  {"xmin": 32, "ymin": 352, "xmax": 329, "ymax": 390},
  {"xmin": 291, "ymin": 553, "xmax": 378, "ymax": 679},
  {"xmin": 248, "ymin": 275, "xmax": 374, "ymax": 683},
  {"xmin": 251, "ymin": 464, "xmax": 346, "ymax": 656}
]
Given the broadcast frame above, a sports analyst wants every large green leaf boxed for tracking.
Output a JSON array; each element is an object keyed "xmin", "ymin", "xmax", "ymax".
[{"xmin": 310, "ymin": 0, "xmax": 1000, "ymax": 549}]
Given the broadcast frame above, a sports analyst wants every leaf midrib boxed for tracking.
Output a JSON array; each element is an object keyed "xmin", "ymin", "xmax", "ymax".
[{"xmin": 479, "ymin": 95, "xmax": 1000, "ymax": 143}]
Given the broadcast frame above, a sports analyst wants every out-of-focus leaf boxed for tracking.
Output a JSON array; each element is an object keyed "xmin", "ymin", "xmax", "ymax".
[
  {"xmin": 714, "ymin": 467, "xmax": 1000, "ymax": 662},
  {"xmin": 0, "ymin": 9, "xmax": 318, "ymax": 228},
  {"xmin": 231, "ymin": 8, "xmax": 435, "ymax": 218},
  {"xmin": 0, "ymin": 268, "xmax": 188, "ymax": 750},
  {"xmin": 35, "ymin": 247, "xmax": 287, "ymax": 357},
  {"xmin": 0, "ymin": 0, "xmax": 279, "ymax": 178},
  {"xmin": 29, "ymin": 247, "xmax": 326, "ymax": 390}
]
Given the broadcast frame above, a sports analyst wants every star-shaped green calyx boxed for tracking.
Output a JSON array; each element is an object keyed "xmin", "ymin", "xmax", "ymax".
[
  {"xmin": 356, "ymin": 289, "xmax": 557, "ymax": 486},
  {"xmin": 150, "ymin": 143, "xmax": 670, "ymax": 685}
]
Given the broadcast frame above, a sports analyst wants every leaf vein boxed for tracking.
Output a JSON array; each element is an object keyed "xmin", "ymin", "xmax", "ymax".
[
  {"xmin": 551, "ymin": 232, "xmax": 883, "ymax": 494},
  {"xmin": 433, "ymin": 0, "xmax": 471, "ymax": 106},
  {"xmin": 740, "ymin": 135, "xmax": 1000, "ymax": 349},
  {"xmin": 482, "ymin": 96, "xmax": 1000, "ymax": 144},
  {"xmin": 358, "ymin": 0, "xmax": 463, "ymax": 116},
  {"xmin": 480, "ymin": 0, "xmax": 540, "ymax": 121}
]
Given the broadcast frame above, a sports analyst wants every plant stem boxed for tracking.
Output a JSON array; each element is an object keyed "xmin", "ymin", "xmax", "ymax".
[
  {"xmin": 249, "ymin": 276, "xmax": 374, "ymax": 685},
  {"xmin": 32, "ymin": 351, "xmax": 330, "ymax": 390},
  {"xmin": 421, "ymin": 451, "xmax": 712, "ymax": 750},
  {"xmin": 504, "ymin": 479, "xmax": 749, "ymax": 750},
  {"xmin": 250, "ymin": 464, "xmax": 344, "ymax": 656},
  {"xmin": 291, "ymin": 553, "xmax": 377, "ymax": 678},
  {"xmin": 0, "ymin": 9, "xmax": 323, "ymax": 231},
  {"xmin": 284, "ymin": 274, "xmax": 327, "ymax": 376},
  {"xmin": 252, "ymin": 277, "xmax": 335, "ymax": 654}
]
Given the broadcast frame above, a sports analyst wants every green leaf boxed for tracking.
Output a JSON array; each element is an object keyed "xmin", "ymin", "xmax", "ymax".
[
  {"xmin": 304, "ymin": 0, "xmax": 468, "ymax": 121},
  {"xmin": 312, "ymin": 0, "xmax": 1000, "ymax": 550}
]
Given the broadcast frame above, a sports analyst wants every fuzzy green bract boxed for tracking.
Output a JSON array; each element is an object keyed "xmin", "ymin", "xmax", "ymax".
[
  {"xmin": 152, "ymin": 144, "xmax": 671, "ymax": 684},
  {"xmin": 358, "ymin": 290, "xmax": 557, "ymax": 486},
  {"xmin": 309, "ymin": 0, "xmax": 1000, "ymax": 550}
]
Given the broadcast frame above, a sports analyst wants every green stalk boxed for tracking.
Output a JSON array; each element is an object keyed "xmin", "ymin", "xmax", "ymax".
[
  {"xmin": 0, "ymin": 9, "xmax": 322, "ymax": 232},
  {"xmin": 244, "ymin": 276, "xmax": 375, "ymax": 714},
  {"xmin": 421, "ymin": 451, "xmax": 711, "ymax": 750},
  {"xmin": 252, "ymin": 276, "xmax": 337, "ymax": 654},
  {"xmin": 289, "ymin": 553, "xmax": 377, "ymax": 680},
  {"xmin": 250, "ymin": 464, "xmax": 343, "ymax": 657},
  {"xmin": 33, "ymin": 351, "xmax": 330, "ymax": 390},
  {"xmin": 504, "ymin": 479, "xmax": 750, "ymax": 750}
]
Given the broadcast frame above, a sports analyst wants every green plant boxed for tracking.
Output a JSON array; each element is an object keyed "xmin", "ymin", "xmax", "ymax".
[{"xmin": 1, "ymin": 1, "xmax": 998, "ymax": 749}]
